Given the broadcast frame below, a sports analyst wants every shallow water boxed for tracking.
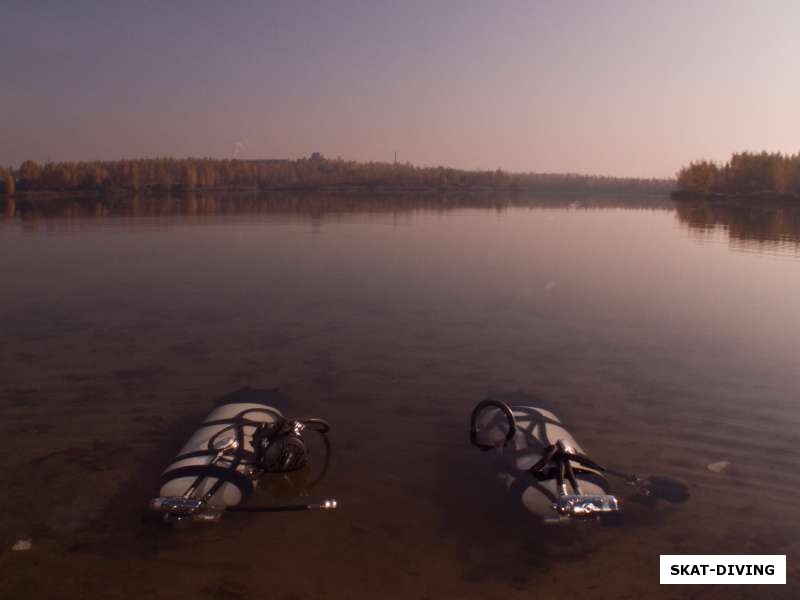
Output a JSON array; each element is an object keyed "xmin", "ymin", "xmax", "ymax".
[{"xmin": 1, "ymin": 193, "xmax": 798, "ymax": 599}]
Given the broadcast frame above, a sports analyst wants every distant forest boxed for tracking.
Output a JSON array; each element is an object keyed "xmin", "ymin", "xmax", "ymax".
[
  {"xmin": 676, "ymin": 152, "xmax": 800, "ymax": 197},
  {"xmin": 0, "ymin": 155, "xmax": 673, "ymax": 195}
]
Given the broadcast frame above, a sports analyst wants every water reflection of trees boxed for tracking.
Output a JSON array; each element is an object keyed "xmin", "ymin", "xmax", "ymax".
[
  {"xmin": 1, "ymin": 191, "xmax": 674, "ymax": 225},
  {"xmin": 675, "ymin": 200, "xmax": 800, "ymax": 252}
]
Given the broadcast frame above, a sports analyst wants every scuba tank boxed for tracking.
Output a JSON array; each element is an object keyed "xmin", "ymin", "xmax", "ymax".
[
  {"xmin": 470, "ymin": 399, "xmax": 626, "ymax": 521},
  {"xmin": 149, "ymin": 389, "xmax": 337, "ymax": 524}
]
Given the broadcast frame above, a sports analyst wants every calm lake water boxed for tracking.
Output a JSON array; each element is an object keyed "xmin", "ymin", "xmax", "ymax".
[{"xmin": 1, "ymin": 193, "xmax": 798, "ymax": 599}]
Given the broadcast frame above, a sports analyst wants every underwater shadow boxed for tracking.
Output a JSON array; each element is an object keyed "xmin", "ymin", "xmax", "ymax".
[
  {"xmin": 78, "ymin": 387, "xmax": 291, "ymax": 559},
  {"xmin": 431, "ymin": 390, "xmax": 689, "ymax": 588}
]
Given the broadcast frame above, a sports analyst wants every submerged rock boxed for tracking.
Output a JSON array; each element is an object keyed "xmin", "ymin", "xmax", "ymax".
[
  {"xmin": 707, "ymin": 461, "xmax": 730, "ymax": 474},
  {"xmin": 12, "ymin": 539, "xmax": 32, "ymax": 551}
]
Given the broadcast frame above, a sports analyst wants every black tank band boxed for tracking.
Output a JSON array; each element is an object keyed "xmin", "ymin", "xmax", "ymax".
[{"xmin": 160, "ymin": 465, "xmax": 255, "ymax": 495}]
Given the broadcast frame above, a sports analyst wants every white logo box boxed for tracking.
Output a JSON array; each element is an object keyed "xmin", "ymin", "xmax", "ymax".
[{"xmin": 660, "ymin": 555, "xmax": 786, "ymax": 584}]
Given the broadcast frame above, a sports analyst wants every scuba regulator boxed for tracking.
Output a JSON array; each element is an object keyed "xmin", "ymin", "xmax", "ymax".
[{"xmin": 253, "ymin": 418, "xmax": 331, "ymax": 474}]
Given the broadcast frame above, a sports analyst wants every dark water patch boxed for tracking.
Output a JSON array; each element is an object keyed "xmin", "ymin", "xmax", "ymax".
[
  {"xmin": 68, "ymin": 388, "xmax": 107, "ymax": 406},
  {"xmin": 63, "ymin": 372, "xmax": 100, "ymax": 383},
  {"xmin": 303, "ymin": 349, "xmax": 343, "ymax": 390},
  {"xmin": 113, "ymin": 365, "xmax": 168, "ymax": 384},
  {"xmin": 0, "ymin": 387, "xmax": 40, "ymax": 407},
  {"xmin": 227, "ymin": 369, "xmax": 258, "ymax": 382},
  {"xmin": 391, "ymin": 403, "xmax": 451, "ymax": 419},
  {"xmin": 257, "ymin": 331, "xmax": 300, "ymax": 348},
  {"xmin": 131, "ymin": 414, "xmax": 167, "ymax": 428},
  {"xmin": 13, "ymin": 422, "xmax": 53, "ymax": 435},
  {"xmin": 217, "ymin": 387, "xmax": 291, "ymax": 411},
  {"xmin": 2, "ymin": 308, "xmax": 89, "ymax": 344},
  {"xmin": 31, "ymin": 441, "xmax": 128, "ymax": 471},
  {"xmin": 0, "ymin": 441, "xmax": 135, "ymax": 550},
  {"xmin": 347, "ymin": 365, "xmax": 398, "ymax": 382},
  {"xmin": 414, "ymin": 327, "xmax": 443, "ymax": 342},
  {"xmin": 200, "ymin": 578, "xmax": 249, "ymax": 600},
  {"xmin": 483, "ymin": 389, "xmax": 558, "ymax": 412},
  {"xmin": 58, "ymin": 408, "xmax": 213, "ymax": 561},
  {"xmin": 185, "ymin": 307, "xmax": 223, "ymax": 320},
  {"xmin": 169, "ymin": 339, "xmax": 210, "ymax": 359}
]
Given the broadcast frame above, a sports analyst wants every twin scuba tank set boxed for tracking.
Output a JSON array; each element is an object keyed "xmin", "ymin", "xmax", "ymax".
[
  {"xmin": 468, "ymin": 399, "xmax": 687, "ymax": 522},
  {"xmin": 149, "ymin": 391, "xmax": 686, "ymax": 524},
  {"xmin": 149, "ymin": 393, "xmax": 336, "ymax": 524}
]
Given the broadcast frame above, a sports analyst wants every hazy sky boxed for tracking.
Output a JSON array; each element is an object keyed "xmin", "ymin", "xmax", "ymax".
[{"xmin": 1, "ymin": 1, "xmax": 799, "ymax": 177}]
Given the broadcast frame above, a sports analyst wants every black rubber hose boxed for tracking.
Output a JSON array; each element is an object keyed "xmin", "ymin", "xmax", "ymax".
[
  {"xmin": 302, "ymin": 428, "xmax": 331, "ymax": 492},
  {"xmin": 228, "ymin": 504, "xmax": 313, "ymax": 513},
  {"xmin": 470, "ymin": 398, "xmax": 516, "ymax": 451},
  {"xmin": 556, "ymin": 460, "xmax": 566, "ymax": 493},
  {"xmin": 302, "ymin": 418, "xmax": 331, "ymax": 434},
  {"xmin": 529, "ymin": 444, "xmax": 558, "ymax": 474},
  {"xmin": 564, "ymin": 457, "xmax": 581, "ymax": 494}
]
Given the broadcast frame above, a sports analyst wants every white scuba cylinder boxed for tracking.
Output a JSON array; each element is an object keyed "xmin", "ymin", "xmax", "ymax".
[
  {"xmin": 158, "ymin": 401, "xmax": 283, "ymax": 506},
  {"xmin": 149, "ymin": 390, "xmax": 286, "ymax": 523},
  {"xmin": 471, "ymin": 400, "xmax": 619, "ymax": 521}
]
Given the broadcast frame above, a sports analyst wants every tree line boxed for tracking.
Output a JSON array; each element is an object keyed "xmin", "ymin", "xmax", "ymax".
[
  {"xmin": 676, "ymin": 151, "xmax": 800, "ymax": 197},
  {"xmin": 0, "ymin": 155, "xmax": 673, "ymax": 195}
]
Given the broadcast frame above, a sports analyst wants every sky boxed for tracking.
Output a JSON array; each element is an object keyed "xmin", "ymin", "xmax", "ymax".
[{"xmin": 1, "ymin": 0, "xmax": 799, "ymax": 177}]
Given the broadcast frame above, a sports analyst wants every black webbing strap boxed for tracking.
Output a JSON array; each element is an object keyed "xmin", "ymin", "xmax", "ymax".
[
  {"xmin": 195, "ymin": 405, "xmax": 282, "ymax": 429},
  {"xmin": 526, "ymin": 442, "xmax": 612, "ymax": 498},
  {"xmin": 171, "ymin": 449, "xmax": 259, "ymax": 464},
  {"xmin": 528, "ymin": 444, "xmax": 607, "ymax": 476},
  {"xmin": 159, "ymin": 465, "xmax": 255, "ymax": 495}
]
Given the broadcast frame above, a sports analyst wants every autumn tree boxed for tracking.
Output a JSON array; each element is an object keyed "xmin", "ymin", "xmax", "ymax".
[
  {"xmin": 676, "ymin": 160, "xmax": 719, "ymax": 193},
  {"xmin": 201, "ymin": 163, "xmax": 216, "ymax": 187},
  {"xmin": 18, "ymin": 160, "xmax": 42, "ymax": 187},
  {"xmin": 129, "ymin": 162, "xmax": 142, "ymax": 191},
  {"xmin": 676, "ymin": 151, "xmax": 800, "ymax": 196},
  {"xmin": 183, "ymin": 164, "xmax": 198, "ymax": 189}
]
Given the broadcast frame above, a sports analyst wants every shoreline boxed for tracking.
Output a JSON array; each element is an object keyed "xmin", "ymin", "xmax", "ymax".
[
  {"xmin": 1, "ymin": 184, "xmax": 674, "ymax": 202},
  {"xmin": 671, "ymin": 190, "xmax": 800, "ymax": 203}
]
